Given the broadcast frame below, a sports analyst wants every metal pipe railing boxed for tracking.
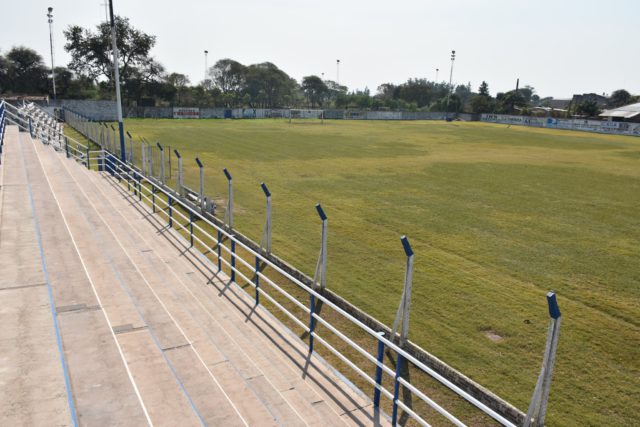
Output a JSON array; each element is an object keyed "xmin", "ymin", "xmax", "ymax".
[{"xmin": 15, "ymin": 101, "xmax": 522, "ymax": 427}]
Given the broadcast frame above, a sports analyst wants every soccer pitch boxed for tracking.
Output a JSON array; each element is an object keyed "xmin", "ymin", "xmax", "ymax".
[{"xmin": 117, "ymin": 118, "xmax": 639, "ymax": 425}]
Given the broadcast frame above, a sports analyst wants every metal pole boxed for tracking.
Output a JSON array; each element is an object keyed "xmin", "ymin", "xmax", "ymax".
[
  {"xmin": 127, "ymin": 131, "xmax": 133, "ymax": 163},
  {"xmin": 47, "ymin": 7, "xmax": 57, "ymax": 100},
  {"xmin": 204, "ymin": 50, "xmax": 209, "ymax": 83},
  {"xmin": 309, "ymin": 203, "xmax": 328, "ymax": 354},
  {"xmin": 260, "ymin": 182, "xmax": 272, "ymax": 254},
  {"xmin": 175, "ymin": 150, "xmax": 183, "ymax": 196},
  {"xmin": 446, "ymin": 50, "xmax": 456, "ymax": 116},
  {"xmin": 391, "ymin": 353, "xmax": 404, "ymax": 425},
  {"xmin": 373, "ymin": 332, "xmax": 386, "ymax": 408},
  {"xmin": 157, "ymin": 142, "xmax": 164, "ymax": 183},
  {"xmin": 391, "ymin": 235, "xmax": 415, "ymax": 346},
  {"xmin": 524, "ymin": 292, "xmax": 562, "ymax": 427},
  {"xmin": 336, "ymin": 59, "xmax": 340, "ymax": 85},
  {"xmin": 224, "ymin": 168, "xmax": 233, "ymax": 229},
  {"xmin": 196, "ymin": 158, "xmax": 204, "ymax": 211},
  {"xmin": 108, "ymin": 0, "xmax": 126, "ymax": 162},
  {"xmin": 141, "ymin": 141, "xmax": 146, "ymax": 174}
]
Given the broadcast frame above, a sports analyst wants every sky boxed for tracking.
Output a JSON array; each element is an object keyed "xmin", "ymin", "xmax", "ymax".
[{"xmin": 1, "ymin": 0, "xmax": 638, "ymax": 99}]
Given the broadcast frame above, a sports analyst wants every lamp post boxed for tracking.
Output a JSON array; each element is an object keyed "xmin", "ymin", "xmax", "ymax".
[
  {"xmin": 446, "ymin": 50, "xmax": 456, "ymax": 114},
  {"xmin": 108, "ymin": 0, "xmax": 126, "ymax": 162},
  {"xmin": 47, "ymin": 7, "xmax": 56, "ymax": 100},
  {"xmin": 204, "ymin": 50, "xmax": 209, "ymax": 83},
  {"xmin": 435, "ymin": 68, "xmax": 439, "ymax": 82},
  {"xmin": 336, "ymin": 59, "xmax": 340, "ymax": 85}
]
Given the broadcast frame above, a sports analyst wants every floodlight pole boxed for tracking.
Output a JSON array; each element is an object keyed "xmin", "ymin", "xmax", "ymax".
[
  {"xmin": 195, "ymin": 158, "xmax": 204, "ymax": 211},
  {"xmin": 446, "ymin": 50, "xmax": 456, "ymax": 116},
  {"xmin": 47, "ymin": 7, "xmax": 57, "ymax": 100},
  {"xmin": 260, "ymin": 183, "xmax": 272, "ymax": 254},
  {"xmin": 435, "ymin": 68, "xmax": 439, "ymax": 83},
  {"xmin": 223, "ymin": 168, "xmax": 233, "ymax": 229},
  {"xmin": 174, "ymin": 149, "xmax": 183, "ymax": 196},
  {"xmin": 524, "ymin": 292, "xmax": 562, "ymax": 427},
  {"xmin": 204, "ymin": 50, "xmax": 209, "ymax": 83},
  {"xmin": 391, "ymin": 235, "xmax": 414, "ymax": 347},
  {"xmin": 336, "ymin": 59, "xmax": 341, "ymax": 85},
  {"xmin": 108, "ymin": 0, "xmax": 126, "ymax": 162}
]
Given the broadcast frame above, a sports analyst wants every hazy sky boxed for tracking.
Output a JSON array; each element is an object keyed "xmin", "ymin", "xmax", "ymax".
[{"xmin": 1, "ymin": 0, "xmax": 638, "ymax": 98}]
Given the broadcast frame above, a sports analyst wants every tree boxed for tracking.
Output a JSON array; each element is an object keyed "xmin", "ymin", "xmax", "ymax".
[
  {"xmin": 470, "ymin": 94, "xmax": 494, "ymax": 114},
  {"xmin": 301, "ymin": 75, "xmax": 328, "ymax": 107},
  {"xmin": 209, "ymin": 59, "xmax": 246, "ymax": 105},
  {"xmin": 243, "ymin": 62, "xmax": 296, "ymax": 108},
  {"xmin": 576, "ymin": 100, "xmax": 600, "ymax": 117},
  {"xmin": 609, "ymin": 89, "xmax": 631, "ymax": 108},
  {"xmin": 64, "ymin": 16, "xmax": 162, "ymax": 102},
  {"xmin": 1, "ymin": 47, "xmax": 48, "ymax": 94},
  {"xmin": 478, "ymin": 81, "xmax": 490, "ymax": 96}
]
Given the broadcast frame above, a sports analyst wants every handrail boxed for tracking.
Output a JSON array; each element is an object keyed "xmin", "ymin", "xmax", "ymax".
[{"xmin": 102, "ymin": 153, "xmax": 517, "ymax": 427}]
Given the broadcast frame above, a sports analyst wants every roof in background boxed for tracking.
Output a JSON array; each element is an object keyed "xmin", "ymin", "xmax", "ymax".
[{"xmin": 600, "ymin": 102, "xmax": 640, "ymax": 119}]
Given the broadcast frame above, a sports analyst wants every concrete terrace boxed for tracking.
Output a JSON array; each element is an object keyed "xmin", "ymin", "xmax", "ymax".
[{"xmin": 0, "ymin": 125, "xmax": 388, "ymax": 426}]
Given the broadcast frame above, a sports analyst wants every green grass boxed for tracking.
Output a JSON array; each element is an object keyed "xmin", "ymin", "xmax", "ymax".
[{"xmin": 117, "ymin": 118, "xmax": 639, "ymax": 426}]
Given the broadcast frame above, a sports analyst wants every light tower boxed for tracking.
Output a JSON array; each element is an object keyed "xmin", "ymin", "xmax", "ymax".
[
  {"xmin": 336, "ymin": 59, "xmax": 340, "ymax": 85},
  {"xmin": 108, "ymin": 0, "xmax": 126, "ymax": 162},
  {"xmin": 435, "ymin": 68, "xmax": 439, "ymax": 82},
  {"xmin": 47, "ymin": 7, "xmax": 57, "ymax": 100},
  {"xmin": 446, "ymin": 50, "xmax": 456, "ymax": 114},
  {"xmin": 204, "ymin": 50, "xmax": 209, "ymax": 82}
]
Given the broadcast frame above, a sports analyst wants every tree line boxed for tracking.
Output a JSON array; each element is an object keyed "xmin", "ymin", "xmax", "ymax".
[{"xmin": 1, "ymin": 16, "xmax": 638, "ymax": 116}]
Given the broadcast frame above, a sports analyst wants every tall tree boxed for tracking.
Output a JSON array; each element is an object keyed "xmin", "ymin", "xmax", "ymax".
[
  {"xmin": 301, "ymin": 75, "xmax": 328, "ymax": 107},
  {"xmin": 209, "ymin": 59, "xmax": 246, "ymax": 104},
  {"xmin": 63, "ymin": 16, "xmax": 162, "ymax": 101},
  {"xmin": 243, "ymin": 62, "xmax": 296, "ymax": 108},
  {"xmin": 478, "ymin": 81, "xmax": 490, "ymax": 96},
  {"xmin": 609, "ymin": 89, "xmax": 631, "ymax": 108},
  {"xmin": 1, "ymin": 47, "xmax": 48, "ymax": 94}
]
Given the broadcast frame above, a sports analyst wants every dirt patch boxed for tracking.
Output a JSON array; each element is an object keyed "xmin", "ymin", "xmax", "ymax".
[{"xmin": 484, "ymin": 330, "xmax": 504, "ymax": 343}]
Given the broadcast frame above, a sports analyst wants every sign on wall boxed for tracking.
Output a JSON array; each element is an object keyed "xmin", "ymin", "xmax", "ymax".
[{"xmin": 173, "ymin": 107, "xmax": 200, "ymax": 119}]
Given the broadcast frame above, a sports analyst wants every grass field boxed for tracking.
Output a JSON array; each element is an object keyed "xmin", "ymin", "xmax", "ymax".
[{"xmin": 109, "ymin": 118, "xmax": 639, "ymax": 426}]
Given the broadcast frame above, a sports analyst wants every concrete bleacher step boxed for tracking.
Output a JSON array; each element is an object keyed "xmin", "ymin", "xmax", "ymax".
[
  {"xmin": 30, "ymin": 136, "xmax": 248, "ymax": 426},
  {"xmin": 0, "ymin": 126, "xmax": 73, "ymax": 426},
  {"xmin": 45, "ymin": 138, "xmax": 323, "ymax": 426},
  {"xmin": 62, "ymin": 144, "xmax": 388, "ymax": 426}
]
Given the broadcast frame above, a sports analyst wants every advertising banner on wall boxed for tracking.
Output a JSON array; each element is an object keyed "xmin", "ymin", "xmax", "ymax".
[{"xmin": 173, "ymin": 107, "xmax": 200, "ymax": 119}]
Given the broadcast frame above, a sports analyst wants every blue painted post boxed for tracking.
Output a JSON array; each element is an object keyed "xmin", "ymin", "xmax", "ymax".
[
  {"xmin": 189, "ymin": 211, "xmax": 194, "ymax": 247},
  {"xmin": 373, "ymin": 332, "xmax": 386, "ymax": 408},
  {"xmin": 230, "ymin": 240, "xmax": 236, "ymax": 282},
  {"xmin": 86, "ymin": 146, "xmax": 90, "ymax": 170},
  {"xmin": 65, "ymin": 136, "xmax": 69, "ymax": 158},
  {"xmin": 152, "ymin": 187, "xmax": 156, "ymax": 213},
  {"xmin": 391, "ymin": 353, "xmax": 404, "ymax": 426},
  {"xmin": 168, "ymin": 196, "xmax": 173, "ymax": 227},
  {"xmin": 137, "ymin": 174, "xmax": 142, "ymax": 201},
  {"xmin": 28, "ymin": 117, "xmax": 33, "ymax": 137}
]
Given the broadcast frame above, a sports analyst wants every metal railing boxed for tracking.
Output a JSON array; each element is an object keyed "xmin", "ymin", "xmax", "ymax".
[
  {"xmin": 6, "ymin": 100, "xmax": 563, "ymax": 427},
  {"xmin": 101, "ymin": 152, "xmax": 518, "ymax": 427}
]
